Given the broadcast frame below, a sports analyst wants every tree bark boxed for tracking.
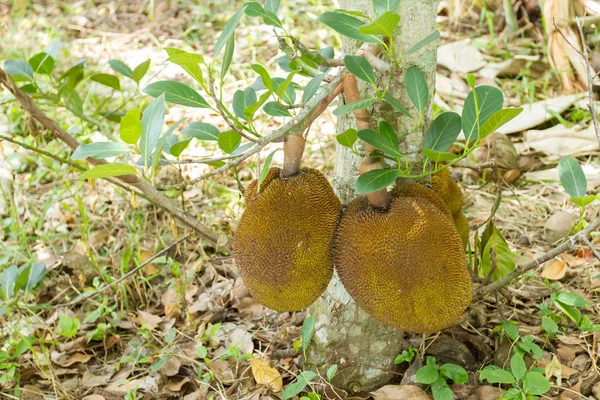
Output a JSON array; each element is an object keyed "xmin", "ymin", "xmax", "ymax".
[{"xmin": 307, "ymin": 0, "xmax": 440, "ymax": 393}]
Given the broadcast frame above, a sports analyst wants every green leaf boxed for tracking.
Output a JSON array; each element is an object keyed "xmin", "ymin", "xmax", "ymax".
[
  {"xmin": 264, "ymin": 101, "xmax": 291, "ymax": 117},
  {"xmin": 221, "ymin": 35, "xmax": 235, "ymax": 81},
  {"xmin": 257, "ymin": 150, "xmax": 277, "ymax": 192},
  {"xmin": 5, "ymin": 60, "xmax": 34, "ymax": 81},
  {"xmin": 570, "ymin": 195, "xmax": 596, "ymax": 208},
  {"xmin": 166, "ymin": 49, "xmax": 204, "ymax": 64},
  {"xmin": 556, "ymin": 292, "xmax": 588, "ymax": 307},
  {"xmin": 358, "ymin": 11, "xmax": 399, "ymax": 37},
  {"xmin": 373, "ymin": 0, "xmax": 401, "ymax": 14},
  {"xmin": 15, "ymin": 263, "xmax": 45, "ymax": 292},
  {"xmin": 245, "ymin": 91, "xmax": 271, "ymax": 120},
  {"xmin": 500, "ymin": 320, "xmax": 520, "ymax": 341},
  {"xmin": 403, "ymin": 30, "xmax": 440, "ymax": 55},
  {"xmin": 558, "ymin": 157, "xmax": 587, "ymax": 198},
  {"xmin": 90, "ymin": 73, "xmax": 120, "ymax": 91},
  {"xmin": 415, "ymin": 364, "xmax": 440, "ymax": 385},
  {"xmin": 169, "ymin": 138, "xmax": 192, "ymax": 157},
  {"xmin": 317, "ymin": 12, "xmax": 383, "ymax": 44},
  {"xmin": 273, "ymin": 75, "xmax": 297, "ymax": 105},
  {"xmin": 264, "ymin": 0, "xmax": 280, "ymax": 13},
  {"xmin": 301, "ymin": 315, "xmax": 315, "ymax": 359},
  {"xmin": 144, "ymin": 81, "xmax": 210, "ymax": 108},
  {"xmin": 165, "ymin": 48, "xmax": 204, "ymax": 85},
  {"xmin": 510, "ymin": 353, "xmax": 526, "ymax": 382},
  {"xmin": 466, "ymin": 74, "xmax": 476, "ymax": 89},
  {"xmin": 72, "ymin": 142, "xmax": 130, "ymax": 160},
  {"xmin": 150, "ymin": 356, "xmax": 172, "ymax": 374},
  {"xmin": 1, "ymin": 265, "xmax": 19, "ymax": 299},
  {"xmin": 140, "ymin": 94, "xmax": 165, "ymax": 166},
  {"xmin": 462, "ymin": 86, "xmax": 504, "ymax": 143},
  {"xmin": 244, "ymin": 2, "xmax": 283, "ymax": 28},
  {"xmin": 218, "ymin": 130, "xmax": 242, "ymax": 154},
  {"xmin": 357, "ymin": 128, "xmax": 401, "ymax": 158},
  {"xmin": 478, "ymin": 221, "xmax": 515, "ymax": 281},
  {"xmin": 79, "ymin": 164, "xmax": 139, "ymax": 180},
  {"xmin": 233, "ymin": 88, "xmax": 257, "ymax": 120},
  {"xmin": 479, "ymin": 365, "xmax": 515, "ymax": 384},
  {"xmin": 108, "ymin": 59, "xmax": 133, "ymax": 78},
  {"xmin": 480, "ymin": 108, "xmax": 523, "ymax": 138},
  {"xmin": 522, "ymin": 371, "xmax": 550, "ymax": 395},
  {"xmin": 333, "ymin": 97, "xmax": 376, "ymax": 116},
  {"xmin": 424, "ymin": 111, "xmax": 461, "ymax": 152},
  {"xmin": 422, "ymin": 149, "xmax": 456, "ymax": 162},
  {"xmin": 326, "ymin": 364, "xmax": 338, "ymax": 381},
  {"xmin": 431, "ymin": 378, "xmax": 453, "ymax": 400},
  {"xmin": 273, "ymin": 76, "xmax": 297, "ymax": 104},
  {"xmin": 405, "ymin": 67, "xmax": 428, "ymax": 113},
  {"xmin": 120, "ymin": 109, "xmax": 142, "ymax": 145},
  {"xmin": 356, "ymin": 168, "xmax": 400, "ymax": 194},
  {"xmin": 281, "ymin": 371, "xmax": 317, "ymax": 400},
  {"xmin": 500, "ymin": 388, "xmax": 522, "ymax": 400},
  {"xmin": 336, "ymin": 128, "xmax": 358, "ymax": 149},
  {"xmin": 344, "ymin": 55, "xmax": 376, "ymax": 87},
  {"xmin": 440, "ymin": 364, "xmax": 468, "ymax": 384},
  {"xmin": 214, "ymin": 7, "xmax": 246, "ymax": 55},
  {"xmin": 302, "ymin": 74, "xmax": 324, "ymax": 104},
  {"xmin": 251, "ymin": 64, "xmax": 274, "ymax": 92},
  {"xmin": 382, "ymin": 93, "xmax": 412, "ymax": 117},
  {"xmin": 132, "ymin": 59, "xmax": 151, "ymax": 84},
  {"xmin": 182, "ymin": 122, "xmax": 220, "ymax": 141},
  {"xmin": 28, "ymin": 52, "xmax": 55, "ymax": 75},
  {"xmin": 519, "ymin": 336, "xmax": 543, "ymax": 360},
  {"xmin": 541, "ymin": 316, "xmax": 559, "ymax": 336}
]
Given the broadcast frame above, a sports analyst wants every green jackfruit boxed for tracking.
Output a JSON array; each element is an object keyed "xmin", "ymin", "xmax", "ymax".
[
  {"xmin": 432, "ymin": 169, "xmax": 469, "ymax": 248},
  {"xmin": 334, "ymin": 195, "xmax": 472, "ymax": 333},
  {"xmin": 234, "ymin": 167, "xmax": 341, "ymax": 311}
]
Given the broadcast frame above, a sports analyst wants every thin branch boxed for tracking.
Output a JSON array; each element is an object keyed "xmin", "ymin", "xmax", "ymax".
[
  {"xmin": 206, "ymin": 73, "xmax": 258, "ymax": 143},
  {"xmin": 323, "ymin": 58, "xmax": 345, "ymax": 67},
  {"xmin": 473, "ymin": 217, "xmax": 600, "ymax": 301},
  {"xmin": 50, "ymin": 235, "xmax": 190, "ymax": 309},
  {"xmin": 0, "ymin": 134, "xmax": 151, "ymax": 202},
  {"xmin": 581, "ymin": 236, "xmax": 600, "ymax": 261},
  {"xmin": 0, "ymin": 67, "xmax": 223, "ymax": 247},
  {"xmin": 575, "ymin": 17, "xmax": 600, "ymax": 147},
  {"xmin": 453, "ymin": 159, "xmax": 496, "ymax": 172},
  {"xmin": 160, "ymin": 72, "xmax": 346, "ymax": 189}
]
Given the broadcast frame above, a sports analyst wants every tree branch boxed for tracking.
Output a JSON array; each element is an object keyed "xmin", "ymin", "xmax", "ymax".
[
  {"xmin": 0, "ymin": 134, "xmax": 151, "ymax": 202},
  {"xmin": 472, "ymin": 217, "xmax": 600, "ymax": 301},
  {"xmin": 0, "ymin": 67, "xmax": 223, "ymax": 248}
]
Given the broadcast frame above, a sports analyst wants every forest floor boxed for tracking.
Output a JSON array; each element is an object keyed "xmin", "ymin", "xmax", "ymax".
[{"xmin": 1, "ymin": 0, "xmax": 600, "ymax": 399}]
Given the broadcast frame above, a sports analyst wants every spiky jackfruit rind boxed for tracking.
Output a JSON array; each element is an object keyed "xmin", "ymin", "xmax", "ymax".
[
  {"xmin": 393, "ymin": 182, "xmax": 452, "ymax": 216},
  {"xmin": 432, "ymin": 168, "xmax": 463, "ymax": 215},
  {"xmin": 335, "ymin": 195, "xmax": 472, "ymax": 333},
  {"xmin": 453, "ymin": 210, "xmax": 469, "ymax": 248},
  {"xmin": 235, "ymin": 167, "xmax": 341, "ymax": 312}
]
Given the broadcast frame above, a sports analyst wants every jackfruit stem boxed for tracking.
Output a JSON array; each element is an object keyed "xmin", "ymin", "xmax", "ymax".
[
  {"xmin": 282, "ymin": 134, "xmax": 306, "ymax": 177},
  {"xmin": 343, "ymin": 75, "xmax": 370, "ymax": 131},
  {"xmin": 360, "ymin": 159, "xmax": 391, "ymax": 210}
]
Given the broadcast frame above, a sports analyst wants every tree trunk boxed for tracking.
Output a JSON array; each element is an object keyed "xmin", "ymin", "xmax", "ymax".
[{"xmin": 307, "ymin": 0, "xmax": 440, "ymax": 394}]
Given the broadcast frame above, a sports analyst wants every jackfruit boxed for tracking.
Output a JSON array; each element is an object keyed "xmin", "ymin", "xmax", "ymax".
[
  {"xmin": 432, "ymin": 169, "xmax": 469, "ymax": 248},
  {"xmin": 334, "ymin": 195, "xmax": 472, "ymax": 333},
  {"xmin": 432, "ymin": 168, "xmax": 463, "ymax": 215},
  {"xmin": 234, "ymin": 167, "xmax": 341, "ymax": 311}
]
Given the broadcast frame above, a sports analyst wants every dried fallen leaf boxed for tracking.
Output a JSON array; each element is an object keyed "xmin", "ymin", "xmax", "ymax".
[
  {"xmin": 141, "ymin": 250, "xmax": 160, "ymax": 275},
  {"xmin": 437, "ymin": 39, "xmax": 486, "ymax": 73},
  {"xmin": 82, "ymin": 396, "xmax": 106, "ymax": 400},
  {"xmin": 542, "ymin": 260, "xmax": 567, "ymax": 281},
  {"xmin": 497, "ymin": 94, "xmax": 582, "ymax": 134},
  {"xmin": 545, "ymin": 354, "xmax": 563, "ymax": 386},
  {"xmin": 371, "ymin": 385, "xmax": 431, "ymax": 399},
  {"xmin": 161, "ymin": 356, "xmax": 182, "ymax": 377},
  {"xmin": 165, "ymin": 376, "xmax": 191, "ymax": 392},
  {"xmin": 524, "ymin": 123, "xmax": 599, "ymax": 156},
  {"xmin": 52, "ymin": 352, "xmax": 92, "ymax": 367},
  {"xmin": 136, "ymin": 310, "xmax": 163, "ymax": 330},
  {"xmin": 251, "ymin": 357, "xmax": 283, "ymax": 392},
  {"xmin": 81, "ymin": 370, "xmax": 114, "ymax": 387}
]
